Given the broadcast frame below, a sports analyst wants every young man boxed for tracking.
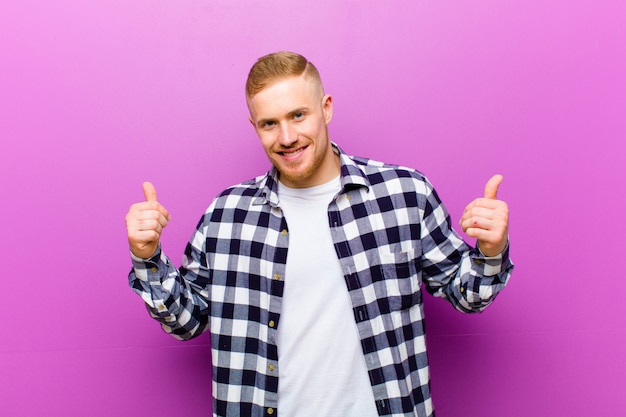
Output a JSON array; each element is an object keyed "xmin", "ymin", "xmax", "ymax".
[{"xmin": 126, "ymin": 51, "xmax": 512, "ymax": 417}]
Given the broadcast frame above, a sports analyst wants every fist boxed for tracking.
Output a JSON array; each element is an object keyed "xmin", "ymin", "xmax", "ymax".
[
  {"xmin": 460, "ymin": 175, "xmax": 509, "ymax": 257},
  {"xmin": 125, "ymin": 182, "xmax": 171, "ymax": 259}
]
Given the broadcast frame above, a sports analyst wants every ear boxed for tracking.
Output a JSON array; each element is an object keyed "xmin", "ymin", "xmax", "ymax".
[
  {"xmin": 246, "ymin": 96, "xmax": 258, "ymax": 130},
  {"xmin": 322, "ymin": 94, "xmax": 333, "ymax": 124},
  {"xmin": 248, "ymin": 114, "xmax": 257, "ymax": 129}
]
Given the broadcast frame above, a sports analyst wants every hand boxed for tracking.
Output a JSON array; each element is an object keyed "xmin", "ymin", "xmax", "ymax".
[
  {"xmin": 460, "ymin": 175, "xmax": 509, "ymax": 257},
  {"xmin": 125, "ymin": 182, "xmax": 171, "ymax": 259}
]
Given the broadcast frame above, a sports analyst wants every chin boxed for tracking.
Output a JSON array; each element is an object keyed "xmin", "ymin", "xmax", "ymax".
[{"xmin": 280, "ymin": 167, "xmax": 314, "ymax": 186}]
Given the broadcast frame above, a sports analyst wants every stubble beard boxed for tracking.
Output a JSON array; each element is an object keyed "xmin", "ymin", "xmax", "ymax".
[{"xmin": 275, "ymin": 138, "xmax": 331, "ymax": 187}]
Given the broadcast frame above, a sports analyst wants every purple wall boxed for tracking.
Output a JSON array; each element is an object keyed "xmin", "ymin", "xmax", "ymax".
[{"xmin": 1, "ymin": 1, "xmax": 624, "ymax": 415}]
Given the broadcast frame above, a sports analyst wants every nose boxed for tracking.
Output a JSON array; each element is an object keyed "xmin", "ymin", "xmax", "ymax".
[{"xmin": 278, "ymin": 122, "xmax": 298, "ymax": 147}]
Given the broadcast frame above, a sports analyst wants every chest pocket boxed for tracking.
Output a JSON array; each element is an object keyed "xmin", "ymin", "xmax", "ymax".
[{"xmin": 379, "ymin": 246, "xmax": 422, "ymax": 311}]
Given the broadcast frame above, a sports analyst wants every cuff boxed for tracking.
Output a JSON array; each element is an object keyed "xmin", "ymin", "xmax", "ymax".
[{"xmin": 471, "ymin": 241, "xmax": 512, "ymax": 276}]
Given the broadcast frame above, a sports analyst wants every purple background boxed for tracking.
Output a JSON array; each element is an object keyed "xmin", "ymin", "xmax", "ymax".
[{"xmin": 1, "ymin": 1, "xmax": 625, "ymax": 415}]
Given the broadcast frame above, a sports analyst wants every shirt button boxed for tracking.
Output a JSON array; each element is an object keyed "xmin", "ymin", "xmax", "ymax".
[
  {"xmin": 273, "ymin": 273, "xmax": 281, "ymax": 281},
  {"xmin": 474, "ymin": 259, "xmax": 484, "ymax": 265},
  {"xmin": 281, "ymin": 229, "xmax": 288, "ymax": 236},
  {"xmin": 268, "ymin": 364, "xmax": 275, "ymax": 371},
  {"xmin": 269, "ymin": 320, "xmax": 275, "ymax": 328},
  {"xmin": 267, "ymin": 408, "xmax": 274, "ymax": 415},
  {"xmin": 149, "ymin": 267, "xmax": 158, "ymax": 273},
  {"xmin": 346, "ymin": 194, "xmax": 351, "ymax": 200}
]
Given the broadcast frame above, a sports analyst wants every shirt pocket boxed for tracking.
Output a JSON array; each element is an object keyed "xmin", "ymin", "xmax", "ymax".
[{"xmin": 378, "ymin": 246, "xmax": 421, "ymax": 311}]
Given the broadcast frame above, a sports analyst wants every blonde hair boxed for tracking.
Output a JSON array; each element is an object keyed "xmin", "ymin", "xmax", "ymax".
[{"xmin": 245, "ymin": 51, "xmax": 323, "ymax": 98}]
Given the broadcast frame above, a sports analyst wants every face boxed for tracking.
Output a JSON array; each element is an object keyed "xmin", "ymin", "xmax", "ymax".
[{"xmin": 247, "ymin": 74, "xmax": 338, "ymax": 188}]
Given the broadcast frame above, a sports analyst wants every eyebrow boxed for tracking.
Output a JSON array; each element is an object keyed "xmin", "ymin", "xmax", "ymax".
[{"xmin": 288, "ymin": 107, "xmax": 309, "ymax": 117}]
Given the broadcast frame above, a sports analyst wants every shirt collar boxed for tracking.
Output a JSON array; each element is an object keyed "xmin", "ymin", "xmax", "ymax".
[{"xmin": 254, "ymin": 142, "xmax": 370, "ymax": 207}]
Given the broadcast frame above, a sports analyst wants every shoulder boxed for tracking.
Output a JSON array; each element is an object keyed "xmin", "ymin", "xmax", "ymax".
[
  {"xmin": 198, "ymin": 173, "xmax": 269, "ymax": 224},
  {"xmin": 349, "ymin": 154, "xmax": 433, "ymax": 194},
  {"xmin": 215, "ymin": 174, "xmax": 265, "ymax": 201}
]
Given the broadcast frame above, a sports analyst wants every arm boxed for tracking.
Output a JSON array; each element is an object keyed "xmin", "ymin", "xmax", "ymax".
[
  {"xmin": 126, "ymin": 182, "xmax": 210, "ymax": 340},
  {"xmin": 420, "ymin": 176, "xmax": 513, "ymax": 313}
]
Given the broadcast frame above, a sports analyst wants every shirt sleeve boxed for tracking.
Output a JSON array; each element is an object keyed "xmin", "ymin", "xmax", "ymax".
[
  {"xmin": 128, "ymin": 216, "xmax": 212, "ymax": 340},
  {"xmin": 418, "ymin": 178, "xmax": 514, "ymax": 313}
]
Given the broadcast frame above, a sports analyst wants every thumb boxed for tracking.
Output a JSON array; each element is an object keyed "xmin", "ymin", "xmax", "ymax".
[
  {"xmin": 484, "ymin": 175, "xmax": 503, "ymax": 200},
  {"xmin": 142, "ymin": 181, "xmax": 158, "ymax": 202}
]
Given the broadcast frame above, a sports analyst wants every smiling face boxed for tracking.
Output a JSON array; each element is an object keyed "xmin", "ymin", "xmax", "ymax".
[{"xmin": 247, "ymin": 73, "xmax": 339, "ymax": 188}]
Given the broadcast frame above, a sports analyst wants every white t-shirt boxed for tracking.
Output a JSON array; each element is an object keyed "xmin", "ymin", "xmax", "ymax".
[{"xmin": 276, "ymin": 177, "xmax": 378, "ymax": 417}]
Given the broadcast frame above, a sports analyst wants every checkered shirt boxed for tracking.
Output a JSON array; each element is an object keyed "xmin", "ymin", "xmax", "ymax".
[{"xmin": 129, "ymin": 144, "xmax": 513, "ymax": 417}]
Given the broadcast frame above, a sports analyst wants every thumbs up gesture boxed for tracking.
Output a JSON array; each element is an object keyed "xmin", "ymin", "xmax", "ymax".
[
  {"xmin": 460, "ymin": 175, "xmax": 509, "ymax": 257},
  {"xmin": 125, "ymin": 182, "xmax": 172, "ymax": 259}
]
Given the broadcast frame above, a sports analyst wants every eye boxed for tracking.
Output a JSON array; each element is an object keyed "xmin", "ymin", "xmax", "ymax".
[
  {"xmin": 293, "ymin": 112, "xmax": 304, "ymax": 120},
  {"xmin": 261, "ymin": 120, "xmax": 276, "ymax": 129}
]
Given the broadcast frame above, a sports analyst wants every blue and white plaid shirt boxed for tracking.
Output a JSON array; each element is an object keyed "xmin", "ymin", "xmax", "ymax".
[{"xmin": 129, "ymin": 144, "xmax": 513, "ymax": 417}]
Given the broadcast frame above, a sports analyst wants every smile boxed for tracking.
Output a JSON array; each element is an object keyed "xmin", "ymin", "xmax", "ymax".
[{"xmin": 278, "ymin": 146, "xmax": 308, "ymax": 160}]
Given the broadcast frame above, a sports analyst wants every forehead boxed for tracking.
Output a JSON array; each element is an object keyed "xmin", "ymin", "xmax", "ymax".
[{"xmin": 247, "ymin": 74, "xmax": 321, "ymax": 118}]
